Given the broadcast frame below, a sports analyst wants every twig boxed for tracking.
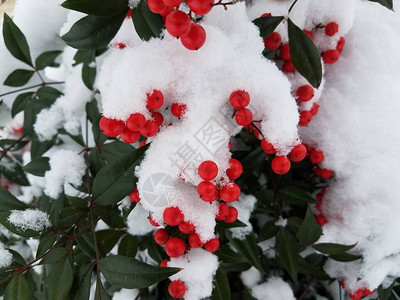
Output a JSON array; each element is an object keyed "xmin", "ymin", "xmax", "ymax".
[
  {"xmin": 0, "ymin": 134, "xmax": 27, "ymax": 162},
  {"xmin": 297, "ymin": 277, "xmax": 315, "ymax": 300},
  {"xmin": 288, "ymin": 0, "xmax": 299, "ymax": 14},
  {"xmin": 0, "ymin": 81, "xmax": 64, "ymax": 97},
  {"xmin": 213, "ymin": 0, "xmax": 236, "ymax": 10}
]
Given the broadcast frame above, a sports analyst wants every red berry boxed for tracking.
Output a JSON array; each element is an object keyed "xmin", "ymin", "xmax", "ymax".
[
  {"xmin": 235, "ymin": 109, "xmax": 253, "ymax": 126},
  {"xmin": 154, "ymin": 228, "xmax": 169, "ymax": 245},
  {"xmin": 316, "ymin": 192, "xmax": 324, "ymax": 202},
  {"xmin": 99, "ymin": 117, "xmax": 125, "ymax": 137},
  {"xmin": 126, "ymin": 9, "xmax": 132, "ymax": 18},
  {"xmin": 204, "ymin": 238, "xmax": 220, "ymax": 252},
  {"xmin": 120, "ymin": 128, "xmax": 141, "ymax": 144},
  {"xmin": 315, "ymin": 214, "xmax": 328, "ymax": 226},
  {"xmin": 228, "ymin": 141, "xmax": 232, "ymax": 149},
  {"xmin": 349, "ymin": 290, "xmax": 363, "ymax": 300},
  {"xmin": 288, "ymin": 144, "xmax": 307, "ymax": 162},
  {"xmin": 264, "ymin": 32, "xmax": 281, "ymax": 50},
  {"xmin": 216, "ymin": 202, "xmax": 229, "ymax": 221},
  {"xmin": 168, "ymin": 280, "xmax": 186, "ymax": 298},
  {"xmin": 303, "ymin": 30, "xmax": 313, "ymax": 40},
  {"xmin": 299, "ymin": 110, "xmax": 313, "ymax": 126},
  {"xmin": 171, "ymin": 103, "xmax": 187, "ymax": 118},
  {"xmin": 261, "ymin": 13, "xmax": 272, "ymax": 17},
  {"xmin": 146, "ymin": 90, "xmax": 164, "ymax": 111},
  {"xmin": 115, "ymin": 42, "xmax": 127, "ymax": 49},
  {"xmin": 178, "ymin": 221, "xmax": 195, "ymax": 234},
  {"xmin": 198, "ymin": 160, "xmax": 218, "ymax": 181},
  {"xmin": 309, "ymin": 150, "xmax": 324, "ymax": 164},
  {"xmin": 279, "ymin": 44, "xmax": 290, "ymax": 61},
  {"xmin": 316, "ymin": 202, "xmax": 322, "ymax": 212},
  {"xmin": 139, "ymin": 139, "xmax": 147, "ymax": 147},
  {"xmin": 165, "ymin": 237, "xmax": 186, "ymax": 258},
  {"xmin": 159, "ymin": 5, "xmax": 174, "ymax": 17},
  {"xmin": 322, "ymin": 49, "xmax": 340, "ymax": 64},
  {"xmin": 315, "ymin": 167, "xmax": 333, "ymax": 179},
  {"xmin": 336, "ymin": 36, "xmax": 346, "ymax": 54},
  {"xmin": 160, "ymin": 259, "xmax": 170, "ymax": 267},
  {"xmin": 140, "ymin": 120, "xmax": 159, "ymax": 137},
  {"xmin": 325, "ymin": 22, "xmax": 339, "ymax": 36},
  {"xmin": 229, "ymin": 90, "xmax": 250, "ymax": 110},
  {"xmin": 165, "ymin": 10, "xmax": 191, "ymax": 37},
  {"xmin": 225, "ymin": 206, "xmax": 238, "ymax": 223},
  {"xmin": 163, "ymin": 207, "xmax": 184, "ymax": 226},
  {"xmin": 226, "ymin": 158, "xmax": 243, "ymax": 180},
  {"xmin": 310, "ymin": 103, "xmax": 319, "ymax": 116},
  {"xmin": 188, "ymin": 233, "xmax": 204, "ymax": 248},
  {"xmin": 197, "ymin": 181, "xmax": 218, "ymax": 202},
  {"xmin": 126, "ymin": 113, "xmax": 146, "ymax": 131},
  {"xmin": 219, "ymin": 182, "xmax": 241, "ymax": 203},
  {"xmin": 282, "ymin": 61, "xmax": 296, "ymax": 73},
  {"xmin": 186, "ymin": 0, "xmax": 214, "ymax": 15},
  {"xmin": 261, "ymin": 139, "xmax": 277, "ymax": 154},
  {"xmin": 163, "ymin": 0, "xmax": 183, "ymax": 7},
  {"xmin": 296, "ymin": 85, "xmax": 314, "ymax": 102},
  {"xmin": 147, "ymin": 0, "xmax": 167, "ymax": 13},
  {"xmin": 148, "ymin": 216, "xmax": 160, "ymax": 227},
  {"xmin": 151, "ymin": 112, "xmax": 164, "ymax": 126},
  {"xmin": 271, "ymin": 156, "xmax": 291, "ymax": 175},
  {"xmin": 129, "ymin": 187, "xmax": 140, "ymax": 202},
  {"xmin": 181, "ymin": 23, "xmax": 206, "ymax": 51}
]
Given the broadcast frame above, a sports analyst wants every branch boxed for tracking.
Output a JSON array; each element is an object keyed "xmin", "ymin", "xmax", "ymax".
[
  {"xmin": 0, "ymin": 81, "xmax": 65, "ymax": 98},
  {"xmin": 0, "ymin": 134, "xmax": 27, "ymax": 162}
]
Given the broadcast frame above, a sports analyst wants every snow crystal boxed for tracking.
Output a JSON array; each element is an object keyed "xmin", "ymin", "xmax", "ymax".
[
  {"xmin": 168, "ymin": 248, "xmax": 219, "ymax": 300},
  {"xmin": 251, "ymin": 277, "xmax": 295, "ymax": 300},
  {"xmin": 127, "ymin": 204, "xmax": 155, "ymax": 236},
  {"xmin": 230, "ymin": 194, "xmax": 256, "ymax": 239},
  {"xmin": 44, "ymin": 149, "xmax": 85, "ymax": 198},
  {"xmin": 0, "ymin": 242, "xmax": 13, "ymax": 269},
  {"xmin": 240, "ymin": 267, "xmax": 262, "ymax": 288},
  {"xmin": 8, "ymin": 209, "xmax": 50, "ymax": 232}
]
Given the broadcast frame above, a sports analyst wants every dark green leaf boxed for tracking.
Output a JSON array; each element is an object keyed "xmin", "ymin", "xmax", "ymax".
[
  {"xmin": 277, "ymin": 228, "xmax": 298, "ymax": 282},
  {"xmin": 312, "ymin": 243, "xmax": 357, "ymax": 255},
  {"xmin": 0, "ymin": 139, "xmax": 29, "ymax": 152},
  {"xmin": 82, "ymin": 62, "xmax": 96, "ymax": 90},
  {"xmin": 296, "ymin": 205, "xmax": 322, "ymax": 245},
  {"xmin": 92, "ymin": 145, "xmax": 148, "ymax": 205},
  {"xmin": 36, "ymin": 86, "xmax": 63, "ymax": 101},
  {"xmin": 286, "ymin": 216, "xmax": 303, "ymax": 234},
  {"xmin": 36, "ymin": 234, "xmax": 57, "ymax": 257},
  {"xmin": 98, "ymin": 255, "xmax": 181, "ymax": 289},
  {"xmin": 40, "ymin": 248, "xmax": 68, "ymax": 264},
  {"xmin": 76, "ymin": 231, "xmax": 104, "ymax": 259},
  {"xmin": 71, "ymin": 264, "xmax": 93, "ymax": 300},
  {"xmin": 73, "ymin": 50, "xmax": 95, "ymax": 66},
  {"xmin": 329, "ymin": 252, "xmax": 362, "ymax": 262},
  {"xmin": 118, "ymin": 234, "xmax": 138, "ymax": 258},
  {"xmin": 30, "ymin": 134, "xmax": 57, "ymax": 159},
  {"xmin": 211, "ymin": 268, "xmax": 231, "ymax": 300},
  {"xmin": 45, "ymin": 258, "xmax": 73, "ymax": 300},
  {"xmin": 23, "ymin": 100, "xmax": 53, "ymax": 137},
  {"xmin": 23, "ymin": 156, "xmax": 50, "ymax": 177},
  {"xmin": 288, "ymin": 18, "xmax": 322, "ymax": 88},
  {"xmin": 3, "ymin": 69, "xmax": 34, "ymax": 87},
  {"xmin": 11, "ymin": 92, "xmax": 34, "ymax": 118},
  {"xmin": 62, "ymin": 0, "xmax": 128, "ymax": 16},
  {"xmin": 0, "ymin": 156, "xmax": 29, "ymax": 186},
  {"xmin": 100, "ymin": 141, "xmax": 133, "ymax": 163},
  {"xmin": 35, "ymin": 50, "xmax": 62, "ymax": 70},
  {"xmin": 378, "ymin": 283, "xmax": 394, "ymax": 300},
  {"xmin": 58, "ymin": 207, "xmax": 86, "ymax": 229},
  {"xmin": 369, "ymin": 0, "xmax": 393, "ymax": 9},
  {"xmin": 259, "ymin": 220, "xmax": 279, "ymax": 241},
  {"xmin": 252, "ymin": 16, "xmax": 284, "ymax": 39},
  {"xmin": 279, "ymin": 186, "xmax": 316, "ymax": 205},
  {"xmin": 2, "ymin": 14, "xmax": 33, "ymax": 66},
  {"xmin": 95, "ymin": 274, "xmax": 111, "ymax": 300},
  {"xmin": 4, "ymin": 274, "xmax": 30, "ymax": 300},
  {"xmin": 298, "ymin": 256, "xmax": 329, "ymax": 280},
  {"xmin": 215, "ymin": 245, "xmax": 247, "ymax": 264},
  {"xmin": 62, "ymin": 11, "xmax": 128, "ymax": 50},
  {"xmin": 0, "ymin": 186, "xmax": 28, "ymax": 210},
  {"xmin": 131, "ymin": 0, "xmax": 164, "ymax": 41},
  {"xmin": 96, "ymin": 229, "xmax": 124, "ymax": 254}
]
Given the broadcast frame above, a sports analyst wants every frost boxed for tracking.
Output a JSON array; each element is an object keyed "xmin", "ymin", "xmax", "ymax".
[
  {"xmin": 0, "ymin": 242, "xmax": 13, "ymax": 269},
  {"xmin": 251, "ymin": 277, "xmax": 295, "ymax": 300},
  {"xmin": 8, "ymin": 209, "xmax": 51, "ymax": 232}
]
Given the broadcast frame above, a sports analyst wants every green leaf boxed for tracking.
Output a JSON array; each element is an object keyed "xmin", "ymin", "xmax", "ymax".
[
  {"xmin": 73, "ymin": 50, "xmax": 95, "ymax": 66},
  {"xmin": 70, "ymin": 264, "xmax": 93, "ymax": 300},
  {"xmin": 211, "ymin": 268, "xmax": 231, "ymax": 300},
  {"xmin": 118, "ymin": 234, "xmax": 138, "ymax": 258},
  {"xmin": 40, "ymin": 248, "xmax": 68, "ymax": 264},
  {"xmin": 0, "ymin": 156, "xmax": 30, "ymax": 186},
  {"xmin": 329, "ymin": 252, "xmax": 362, "ymax": 262},
  {"xmin": 100, "ymin": 141, "xmax": 134, "ymax": 163},
  {"xmin": 45, "ymin": 258, "xmax": 73, "ymax": 300},
  {"xmin": 31, "ymin": 134, "xmax": 57, "ymax": 159},
  {"xmin": 226, "ymin": 231, "xmax": 264, "ymax": 272},
  {"xmin": 2, "ymin": 14, "xmax": 33, "ymax": 66},
  {"xmin": 312, "ymin": 243, "xmax": 357, "ymax": 255},
  {"xmin": 36, "ymin": 234, "xmax": 57, "ymax": 257},
  {"xmin": 259, "ymin": 220, "xmax": 279, "ymax": 242},
  {"xmin": 131, "ymin": 0, "xmax": 164, "ymax": 41},
  {"xmin": 23, "ymin": 156, "xmax": 50, "ymax": 177},
  {"xmin": 0, "ymin": 186, "xmax": 28, "ymax": 210},
  {"xmin": 4, "ymin": 274, "xmax": 30, "ymax": 300},
  {"xmin": 62, "ymin": 11, "xmax": 128, "ymax": 50},
  {"xmin": 96, "ymin": 229, "xmax": 124, "ymax": 253},
  {"xmin": 296, "ymin": 205, "xmax": 322, "ymax": 245},
  {"xmin": 98, "ymin": 255, "xmax": 181, "ymax": 289},
  {"xmin": 0, "ymin": 139, "xmax": 29, "ymax": 152},
  {"xmin": 215, "ymin": 245, "xmax": 247, "ymax": 264},
  {"xmin": 82, "ymin": 62, "xmax": 96, "ymax": 90},
  {"xmin": 92, "ymin": 145, "xmax": 148, "ymax": 205},
  {"xmin": 277, "ymin": 228, "xmax": 299, "ymax": 282},
  {"xmin": 3, "ymin": 69, "xmax": 35, "ymax": 87},
  {"xmin": 36, "ymin": 86, "xmax": 63, "ymax": 101},
  {"xmin": 279, "ymin": 186, "xmax": 316, "ymax": 205},
  {"xmin": 11, "ymin": 92, "xmax": 34, "ymax": 118},
  {"xmin": 252, "ymin": 16, "xmax": 284, "ymax": 39},
  {"xmin": 23, "ymin": 99, "xmax": 53, "ymax": 137},
  {"xmin": 61, "ymin": 0, "xmax": 128, "ymax": 16},
  {"xmin": 95, "ymin": 274, "xmax": 111, "ymax": 300},
  {"xmin": 35, "ymin": 50, "xmax": 62, "ymax": 70},
  {"xmin": 288, "ymin": 18, "xmax": 322, "ymax": 88},
  {"xmin": 369, "ymin": 0, "xmax": 393, "ymax": 9}
]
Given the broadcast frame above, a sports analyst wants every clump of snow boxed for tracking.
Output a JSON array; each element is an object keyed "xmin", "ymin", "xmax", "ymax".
[
  {"xmin": 230, "ymin": 194, "xmax": 256, "ymax": 239},
  {"xmin": 8, "ymin": 209, "xmax": 51, "ymax": 232},
  {"xmin": 240, "ymin": 266, "xmax": 262, "ymax": 288},
  {"xmin": 44, "ymin": 149, "xmax": 85, "ymax": 198},
  {"xmin": 127, "ymin": 204, "xmax": 155, "ymax": 236},
  {"xmin": 275, "ymin": 217, "xmax": 287, "ymax": 227},
  {"xmin": 251, "ymin": 277, "xmax": 295, "ymax": 300},
  {"xmin": 168, "ymin": 248, "xmax": 219, "ymax": 300},
  {"xmin": 0, "ymin": 242, "xmax": 13, "ymax": 269},
  {"xmin": 113, "ymin": 288, "xmax": 139, "ymax": 300}
]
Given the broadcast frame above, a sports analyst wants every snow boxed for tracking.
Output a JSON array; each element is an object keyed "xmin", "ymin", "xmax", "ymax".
[
  {"xmin": 251, "ymin": 277, "xmax": 295, "ymax": 300},
  {"xmin": 112, "ymin": 288, "xmax": 139, "ymax": 300},
  {"xmin": 44, "ymin": 149, "xmax": 86, "ymax": 198},
  {"xmin": 275, "ymin": 217, "xmax": 287, "ymax": 227},
  {"xmin": 168, "ymin": 248, "xmax": 219, "ymax": 300},
  {"xmin": 8, "ymin": 209, "xmax": 50, "ymax": 232},
  {"xmin": 126, "ymin": 203, "xmax": 155, "ymax": 236},
  {"xmin": 230, "ymin": 194, "xmax": 256, "ymax": 239},
  {"xmin": 0, "ymin": 242, "xmax": 13, "ymax": 269},
  {"xmin": 240, "ymin": 267, "xmax": 262, "ymax": 288}
]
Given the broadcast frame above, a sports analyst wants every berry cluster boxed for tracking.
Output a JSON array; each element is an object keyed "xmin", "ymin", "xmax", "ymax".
[{"xmin": 339, "ymin": 281, "xmax": 375, "ymax": 300}]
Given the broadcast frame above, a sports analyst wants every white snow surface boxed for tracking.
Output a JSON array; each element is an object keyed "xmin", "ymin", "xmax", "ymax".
[
  {"xmin": 251, "ymin": 277, "xmax": 295, "ymax": 300},
  {"xmin": 126, "ymin": 204, "xmax": 155, "ymax": 236},
  {"xmin": 0, "ymin": 242, "xmax": 13, "ymax": 269},
  {"xmin": 230, "ymin": 194, "xmax": 257, "ymax": 239},
  {"xmin": 8, "ymin": 209, "xmax": 51, "ymax": 232},
  {"xmin": 240, "ymin": 266, "xmax": 262, "ymax": 288}
]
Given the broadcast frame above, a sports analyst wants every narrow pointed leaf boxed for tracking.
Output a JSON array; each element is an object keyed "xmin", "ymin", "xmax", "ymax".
[
  {"xmin": 131, "ymin": 0, "xmax": 164, "ymax": 41},
  {"xmin": 277, "ymin": 228, "xmax": 299, "ymax": 282},
  {"xmin": 369, "ymin": 0, "xmax": 393, "ymax": 9},
  {"xmin": 312, "ymin": 243, "xmax": 357, "ymax": 255},
  {"xmin": 61, "ymin": 0, "xmax": 129, "ymax": 16},
  {"xmin": 35, "ymin": 50, "xmax": 62, "ymax": 70},
  {"xmin": 211, "ymin": 268, "xmax": 231, "ymax": 300},
  {"xmin": 23, "ymin": 156, "xmax": 50, "ymax": 177},
  {"xmin": 252, "ymin": 16, "xmax": 284, "ymax": 39},
  {"xmin": 296, "ymin": 205, "xmax": 322, "ymax": 245},
  {"xmin": 3, "ymin": 69, "xmax": 35, "ymax": 87},
  {"xmin": 45, "ymin": 258, "xmax": 73, "ymax": 300},
  {"xmin": 0, "ymin": 186, "xmax": 28, "ymax": 210},
  {"xmin": 4, "ymin": 274, "xmax": 30, "ymax": 300}
]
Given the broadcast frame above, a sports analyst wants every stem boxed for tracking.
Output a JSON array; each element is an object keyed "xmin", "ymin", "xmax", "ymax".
[
  {"xmin": 0, "ymin": 134, "xmax": 27, "ymax": 162},
  {"xmin": 288, "ymin": 0, "xmax": 299, "ymax": 14},
  {"xmin": 297, "ymin": 277, "xmax": 315, "ymax": 300},
  {"xmin": 251, "ymin": 121, "xmax": 264, "ymax": 138},
  {"xmin": 213, "ymin": 0, "xmax": 236, "ymax": 10},
  {"xmin": 34, "ymin": 68, "xmax": 45, "ymax": 85},
  {"xmin": 0, "ymin": 81, "xmax": 64, "ymax": 97}
]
